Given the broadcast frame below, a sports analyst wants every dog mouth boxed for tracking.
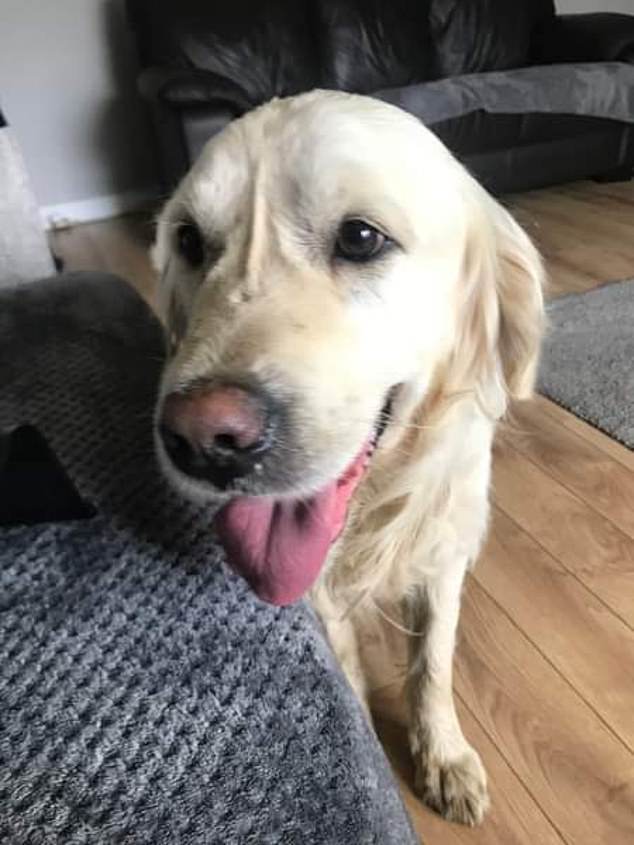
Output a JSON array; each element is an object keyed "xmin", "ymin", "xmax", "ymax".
[{"xmin": 214, "ymin": 390, "xmax": 396, "ymax": 606}]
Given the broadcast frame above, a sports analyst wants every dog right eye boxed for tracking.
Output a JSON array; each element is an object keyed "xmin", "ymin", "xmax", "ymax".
[
  {"xmin": 176, "ymin": 222, "xmax": 205, "ymax": 268},
  {"xmin": 335, "ymin": 219, "xmax": 388, "ymax": 263}
]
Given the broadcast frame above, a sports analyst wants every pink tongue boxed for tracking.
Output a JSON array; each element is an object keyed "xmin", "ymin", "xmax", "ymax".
[{"xmin": 214, "ymin": 443, "xmax": 371, "ymax": 606}]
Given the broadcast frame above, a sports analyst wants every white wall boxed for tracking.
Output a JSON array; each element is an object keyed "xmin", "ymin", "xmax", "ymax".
[
  {"xmin": 556, "ymin": 0, "xmax": 634, "ymax": 12},
  {"xmin": 0, "ymin": 0, "xmax": 158, "ymax": 225}
]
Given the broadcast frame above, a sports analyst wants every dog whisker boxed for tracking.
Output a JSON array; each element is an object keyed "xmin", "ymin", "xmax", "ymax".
[{"xmin": 371, "ymin": 599, "xmax": 427, "ymax": 637}]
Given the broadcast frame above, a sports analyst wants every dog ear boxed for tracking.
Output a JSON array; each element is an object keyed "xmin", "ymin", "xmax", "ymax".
[
  {"xmin": 448, "ymin": 193, "xmax": 545, "ymax": 409},
  {"xmin": 492, "ymin": 201, "xmax": 545, "ymax": 400}
]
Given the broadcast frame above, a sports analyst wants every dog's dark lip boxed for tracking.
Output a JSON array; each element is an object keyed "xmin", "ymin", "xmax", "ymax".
[{"xmin": 372, "ymin": 385, "xmax": 399, "ymax": 448}]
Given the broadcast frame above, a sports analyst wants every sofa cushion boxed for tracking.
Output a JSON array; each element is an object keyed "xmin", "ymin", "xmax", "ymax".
[
  {"xmin": 127, "ymin": 0, "xmax": 320, "ymax": 104},
  {"xmin": 375, "ymin": 62, "xmax": 634, "ymax": 127},
  {"xmin": 431, "ymin": 110, "xmax": 631, "ymax": 157},
  {"xmin": 431, "ymin": 111, "xmax": 632, "ymax": 193},
  {"xmin": 429, "ymin": 0, "xmax": 555, "ymax": 77},
  {"xmin": 317, "ymin": 0, "xmax": 434, "ymax": 92},
  {"xmin": 463, "ymin": 122, "xmax": 631, "ymax": 194}
]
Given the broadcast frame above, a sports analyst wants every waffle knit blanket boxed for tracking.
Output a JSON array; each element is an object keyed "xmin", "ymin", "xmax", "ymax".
[{"xmin": 0, "ymin": 273, "xmax": 417, "ymax": 845}]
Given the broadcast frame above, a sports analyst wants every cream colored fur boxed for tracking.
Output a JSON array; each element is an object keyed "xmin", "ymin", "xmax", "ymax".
[{"xmin": 153, "ymin": 90, "xmax": 545, "ymax": 826}]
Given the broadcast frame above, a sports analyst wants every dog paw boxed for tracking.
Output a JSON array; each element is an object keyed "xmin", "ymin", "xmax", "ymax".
[{"xmin": 413, "ymin": 745, "xmax": 489, "ymax": 826}]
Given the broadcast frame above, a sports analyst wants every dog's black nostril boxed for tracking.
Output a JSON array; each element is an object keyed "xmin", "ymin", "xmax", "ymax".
[
  {"xmin": 214, "ymin": 432, "xmax": 241, "ymax": 454},
  {"xmin": 212, "ymin": 431, "xmax": 268, "ymax": 455},
  {"xmin": 160, "ymin": 426, "xmax": 194, "ymax": 464}
]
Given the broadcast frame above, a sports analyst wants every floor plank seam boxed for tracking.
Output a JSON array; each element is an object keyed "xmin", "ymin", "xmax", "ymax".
[
  {"xmin": 491, "ymin": 492, "xmax": 634, "ymax": 636},
  {"xmin": 529, "ymin": 399, "xmax": 634, "ymax": 475},
  {"xmin": 488, "ymin": 501, "xmax": 634, "ymax": 626},
  {"xmin": 454, "ymin": 688, "xmax": 570, "ymax": 845},
  {"xmin": 538, "ymin": 400, "xmax": 634, "ymax": 473},
  {"xmin": 503, "ymin": 438, "xmax": 634, "ymax": 543},
  {"xmin": 470, "ymin": 561, "xmax": 634, "ymax": 756},
  {"xmin": 503, "ymin": 437, "xmax": 626, "ymax": 525}
]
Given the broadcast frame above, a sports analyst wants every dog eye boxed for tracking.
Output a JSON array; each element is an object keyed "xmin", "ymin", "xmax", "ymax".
[
  {"xmin": 176, "ymin": 222, "xmax": 205, "ymax": 268},
  {"xmin": 335, "ymin": 219, "xmax": 387, "ymax": 262}
]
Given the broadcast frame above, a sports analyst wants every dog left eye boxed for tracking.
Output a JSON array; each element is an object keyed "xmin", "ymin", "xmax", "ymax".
[
  {"xmin": 335, "ymin": 219, "xmax": 387, "ymax": 262},
  {"xmin": 176, "ymin": 221, "xmax": 205, "ymax": 268}
]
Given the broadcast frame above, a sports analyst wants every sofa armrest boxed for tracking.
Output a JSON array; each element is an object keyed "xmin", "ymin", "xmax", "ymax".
[
  {"xmin": 138, "ymin": 67, "xmax": 252, "ymax": 113},
  {"xmin": 534, "ymin": 13, "xmax": 634, "ymax": 64}
]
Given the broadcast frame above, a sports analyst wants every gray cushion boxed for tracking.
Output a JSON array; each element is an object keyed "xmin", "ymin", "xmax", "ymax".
[
  {"xmin": 376, "ymin": 61, "xmax": 634, "ymax": 126},
  {"xmin": 0, "ymin": 273, "xmax": 418, "ymax": 845}
]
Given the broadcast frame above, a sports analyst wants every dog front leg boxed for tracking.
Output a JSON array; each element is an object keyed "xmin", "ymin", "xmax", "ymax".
[{"xmin": 404, "ymin": 561, "xmax": 489, "ymax": 826}]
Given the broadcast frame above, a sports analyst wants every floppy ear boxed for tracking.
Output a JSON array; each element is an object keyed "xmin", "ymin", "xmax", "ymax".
[
  {"xmin": 492, "ymin": 201, "xmax": 545, "ymax": 400},
  {"xmin": 448, "ymin": 191, "xmax": 545, "ymax": 409},
  {"xmin": 492, "ymin": 201, "xmax": 545, "ymax": 399}
]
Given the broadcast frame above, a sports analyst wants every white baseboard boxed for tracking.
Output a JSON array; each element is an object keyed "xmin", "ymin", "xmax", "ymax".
[{"xmin": 41, "ymin": 187, "xmax": 160, "ymax": 230}]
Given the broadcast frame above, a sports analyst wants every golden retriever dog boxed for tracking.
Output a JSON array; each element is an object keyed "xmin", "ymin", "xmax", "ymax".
[{"xmin": 153, "ymin": 90, "xmax": 544, "ymax": 827}]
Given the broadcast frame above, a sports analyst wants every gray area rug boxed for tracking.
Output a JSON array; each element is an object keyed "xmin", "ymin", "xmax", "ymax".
[
  {"xmin": 538, "ymin": 279, "xmax": 634, "ymax": 449},
  {"xmin": 0, "ymin": 273, "xmax": 418, "ymax": 845}
]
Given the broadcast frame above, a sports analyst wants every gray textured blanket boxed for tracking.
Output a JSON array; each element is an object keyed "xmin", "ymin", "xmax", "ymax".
[
  {"xmin": 0, "ymin": 273, "xmax": 418, "ymax": 844},
  {"xmin": 377, "ymin": 62, "xmax": 634, "ymax": 126}
]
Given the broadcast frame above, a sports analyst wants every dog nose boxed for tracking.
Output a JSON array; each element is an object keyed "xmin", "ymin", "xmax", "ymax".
[{"xmin": 159, "ymin": 383, "xmax": 274, "ymax": 488}]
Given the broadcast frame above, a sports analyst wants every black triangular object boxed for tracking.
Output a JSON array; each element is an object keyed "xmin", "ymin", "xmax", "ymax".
[{"xmin": 0, "ymin": 425, "xmax": 95, "ymax": 526}]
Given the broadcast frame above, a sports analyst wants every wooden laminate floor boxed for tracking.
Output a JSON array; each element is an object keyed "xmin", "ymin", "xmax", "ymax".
[{"xmin": 50, "ymin": 179, "xmax": 634, "ymax": 845}]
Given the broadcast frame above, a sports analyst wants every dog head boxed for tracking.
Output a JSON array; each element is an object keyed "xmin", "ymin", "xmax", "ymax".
[{"xmin": 153, "ymin": 91, "xmax": 544, "ymax": 603}]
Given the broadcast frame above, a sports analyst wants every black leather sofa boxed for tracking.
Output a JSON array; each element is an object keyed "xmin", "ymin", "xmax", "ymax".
[{"xmin": 126, "ymin": 0, "xmax": 634, "ymax": 195}]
